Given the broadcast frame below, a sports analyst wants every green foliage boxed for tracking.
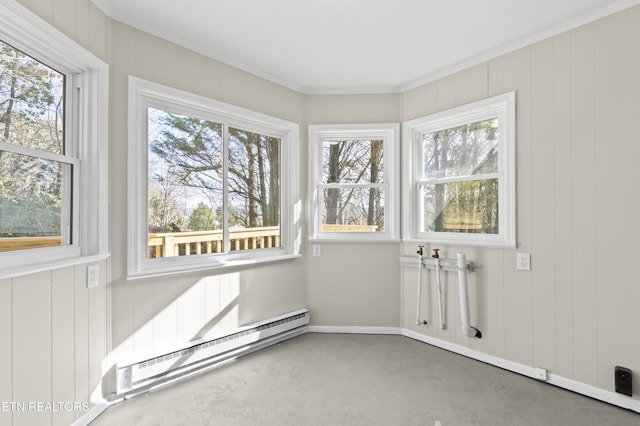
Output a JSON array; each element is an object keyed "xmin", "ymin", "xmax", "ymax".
[
  {"xmin": 1, "ymin": 39, "xmax": 65, "ymax": 237},
  {"xmin": 148, "ymin": 109, "xmax": 281, "ymax": 231},
  {"xmin": 188, "ymin": 202, "xmax": 216, "ymax": 231}
]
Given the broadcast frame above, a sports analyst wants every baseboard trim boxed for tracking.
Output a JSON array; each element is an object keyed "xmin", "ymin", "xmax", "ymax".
[
  {"xmin": 308, "ymin": 325, "xmax": 402, "ymax": 335},
  {"xmin": 309, "ymin": 325, "xmax": 640, "ymax": 414},
  {"xmin": 71, "ymin": 400, "xmax": 111, "ymax": 426}
]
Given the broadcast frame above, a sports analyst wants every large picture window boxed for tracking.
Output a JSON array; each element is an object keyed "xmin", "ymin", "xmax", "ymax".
[
  {"xmin": 403, "ymin": 92, "xmax": 515, "ymax": 247},
  {"xmin": 308, "ymin": 124, "xmax": 399, "ymax": 241},
  {"xmin": 128, "ymin": 77, "xmax": 299, "ymax": 277},
  {"xmin": 0, "ymin": 0, "xmax": 108, "ymax": 276}
]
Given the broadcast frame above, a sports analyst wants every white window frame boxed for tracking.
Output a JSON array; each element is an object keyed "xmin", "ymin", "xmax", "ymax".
[
  {"xmin": 402, "ymin": 92, "xmax": 516, "ymax": 248},
  {"xmin": 128, "ymin": 77, "xmax": 301, "ymax": 278},
  {"xmin": 308, "ymin": 123, "xmax": 400, "ymax": 242},
  {"xmin": 0, "ymin": 0, "xmax": 109, "ymax": 278}
]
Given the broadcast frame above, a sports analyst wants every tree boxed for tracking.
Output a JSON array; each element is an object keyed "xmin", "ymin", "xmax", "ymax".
[
  {"xmin": 423, "ymin": 118, "xmax": 499, "ymax": 234},
  {"xmin": 323, "ymin": 139, "xmax": 385, "ymax": 230},
  {"xmin": 0, "ymin": 40, "xmax": 65, "ymax": 237},
  {"xmin": 149, "ymin": 109, "xmax": 280, "ymax": 232},
  {"xmin": 188, "ymin": 202, "xmax": 215, "ymax": 231}
]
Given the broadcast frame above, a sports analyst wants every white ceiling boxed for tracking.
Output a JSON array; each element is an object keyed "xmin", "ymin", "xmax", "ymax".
[{"xmin": 92, "ymin": 0, "xmax": 639, "ymax": 94}]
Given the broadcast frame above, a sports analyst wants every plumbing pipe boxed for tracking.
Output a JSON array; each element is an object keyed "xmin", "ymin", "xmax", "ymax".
[
  {"xmin": 433, "ymin": 249, "xmax": 445, "ymax": 330},
  {"xmin": 415, "ymin": 246, "xmax": 427, "ymax": 325},
  {"xmin": 456, "ymin": 252, "xmax": 481, "ymax": 339}
]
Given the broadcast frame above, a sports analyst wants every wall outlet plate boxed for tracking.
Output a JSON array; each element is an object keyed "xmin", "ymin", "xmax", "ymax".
[
  {"xmin": 516, "ymin": 253, "xmax": 531, "ymax": 271},
  {"xmin": 87, "ymin": 264, "xmax": 100, "ymax": 288}
]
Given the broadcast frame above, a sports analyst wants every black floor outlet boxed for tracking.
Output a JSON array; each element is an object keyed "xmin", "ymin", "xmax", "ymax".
[{"xmin": 615, "ymin": 366, "xmax": 632, "ymax": 397}]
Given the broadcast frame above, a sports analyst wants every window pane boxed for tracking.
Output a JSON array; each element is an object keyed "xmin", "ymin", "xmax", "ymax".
[
  {"xmin": 228, "ymin": 128, "xmax": 281, "ymax": 250},
  {"xmin": 322, "ymin": 187, "xmax": 384, "ymax": 232},
  {"xmin": 147, "ymin": 107, "xmax": 224, "ymax": 258},
  {"xmin": 0, "ymin": 40, "xmax": 65, "ymax": 154},
  {"xmin": 423, "ymin": 118, "xmax": 498, "ymax": 179},
  {"xmin": 323, "ymin": 139, "xmax": 384, "ymax": 184},
  {"xmin": 422, "ymin": 179, "xmax": 498, "ymax": 234},
  {"xmin": 0, "ymin": 151, "xmax": 67, "ymax": 252}
]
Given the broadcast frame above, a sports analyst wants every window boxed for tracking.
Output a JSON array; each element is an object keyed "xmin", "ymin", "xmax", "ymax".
[
  {"xmin": 0, "ymin": 1, "xmax": 108, "ymax": 275},
  {"xmin": 308, "ymin": 124, "xmax": 399, "ymax": 241},
  {"xmin": 402, "ymin": 92, "xmax": 515, "ymax": 247},
  {"xmin": 128, "ymin": 77, "xmax": 300, "ymax": 278}
]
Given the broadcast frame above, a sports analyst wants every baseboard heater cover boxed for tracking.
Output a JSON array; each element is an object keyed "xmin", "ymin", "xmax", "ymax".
[{"xmin": 116, "ymin": 309, "xmax": 309, "ymax": 395}]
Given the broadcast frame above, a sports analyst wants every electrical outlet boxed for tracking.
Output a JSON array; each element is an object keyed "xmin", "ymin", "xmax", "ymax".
[
  {"xmin": 516, "ymin": 253, "xmax": 531, "ymax": 271},
  {"xmin": 615, "ymin": 366, "xmax": 633, "ymax": 396},
  {"xmin": 312, "ymin": 244, "xmax": 322, "ymax": 257},
  {"xmin": 87, "ymin": 264, "xmax": 99, "ymax": 288}
]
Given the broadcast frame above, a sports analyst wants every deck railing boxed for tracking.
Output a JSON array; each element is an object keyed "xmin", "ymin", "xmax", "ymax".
[
  {"xmin": 0, "ymin": 236, "xmax": 61, "ymax": 252},
  {"xmin": 147, "ymin": 226, "xmax": 280, "ymax": 258}
]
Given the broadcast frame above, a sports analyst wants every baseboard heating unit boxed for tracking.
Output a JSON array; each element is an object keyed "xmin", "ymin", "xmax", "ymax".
[{"xmin": 116, "ymin": 309, "xmax": 310, "ymax": 395}]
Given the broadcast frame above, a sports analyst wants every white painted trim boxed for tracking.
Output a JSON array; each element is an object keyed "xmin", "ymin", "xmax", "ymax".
[
  {"xmin": 0, "ymin": 0, "xmax": 110, "ymax": 273},
  {"xmin": 127, "ymin": 77, "xmax": 301, "ymax": 278},
  {"xmin": 308, "ymin": 326, "xmax": 640, "ymax": 414},
  {"xmin": 402, "ymin": 92, "xmax": 516, "ymax": 248},
  {"xmin": 71, "ymin": 400, "xmax": 111, "ymax": 426},
  {"xmin": 0, "ymin": 253, "xmax": 110, "ymax": 280},
  {"xmin": 308, "ymin": 123, "xmax": 400, "ymax": 242},
  {"xmin": 308, "ymin": 325, "xmax": 402, "ymax": 335}
]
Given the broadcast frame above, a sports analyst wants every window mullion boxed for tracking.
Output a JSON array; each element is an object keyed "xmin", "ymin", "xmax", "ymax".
[
  {"xmin": 222, "ymin": 123, "xmax": 230, "ymax": 254},
  {"xmin": 0, "ymin": 140, "xmax": 73, "ymax": 165},
  {"xmin": 420, "ymin": 173, "xmax": 499, "ymax": 186}
]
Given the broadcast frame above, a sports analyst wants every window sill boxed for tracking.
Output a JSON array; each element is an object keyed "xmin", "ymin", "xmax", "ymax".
[
  {"xmin": 127, "ymin": 253, "xmax": 303, "ymax": 281},
  {"xmin": 0, "ymin": 253, "xmax": 111, "ymax": 280}
]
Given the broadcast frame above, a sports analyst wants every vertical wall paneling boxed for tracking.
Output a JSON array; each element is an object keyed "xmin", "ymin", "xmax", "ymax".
[
  {"xmin": 0, "ymin": 278, "xmax": 12, "ymax": 426},
  {"xmin": 18, "ymin": 0, "xmax": 53, "ymax": 22},
  {"xmin": 453, "ymin": 63, "xmax": 488, "ymax": 106},
  {"xmin": 530, "ymin": 38, "xmax": 557, "ymax": 372},
  {"xmin": 570, "ymin": 23, "xmax": 599, "ymax": 387},
  {"xmin": 501, "ymin": 47, "xmax": 534, "ymax": 367},
  {"xmin": 552, "ymin": 32, "xmax": 575, "ymax": 378},
  {"xmin": 132, "ymin": 280, "xmax": 156, "ymax": 361},
  {"xmin": 177, "ymin": 47, "xmax": 207, "ymax": 96},
  {"xmin": 87, "ymin": 263, "xmax": 106, "ymax": 405},
  {"xmin": 51, "ymin": 267, "xmax": 76, "ymax": 426},
  {"xmin": 475, "ymin": 248, "xmax": 505, "ymax": 358},
  {"xmin": 73, "ymin": 266, "xmax": 89, "ymax": 411},
  {"xmin": 13, "ymin": 272, "xmax": 52, "ymax": 426},
  {"xmin": 176, "ymin": 278, "xmax": 206, "ymax": 345},
  {"xmin": 154, "ymin": 39, "xmax": 179, "ymax": 88},
  {"xmin": 134, "ymin": 30, "xmax": 156, "ymax": 81},
  {"xmin": 75, "ymin": 0, "xmax": 91, "ymax": 50},
  {"xmin": 52, "ymin": 0, "xmax": 74, "ymax": 40},
  {"xmin": 152, "ymin": 280, "xmax": 179, "ymax": 356},
  {"xmin": 593, "ymin": 7, "xmax": 640, "ymax": 391},
  {"xmin": 307, "ymin": 249, "xmax": 341, "ymax": 325}
]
